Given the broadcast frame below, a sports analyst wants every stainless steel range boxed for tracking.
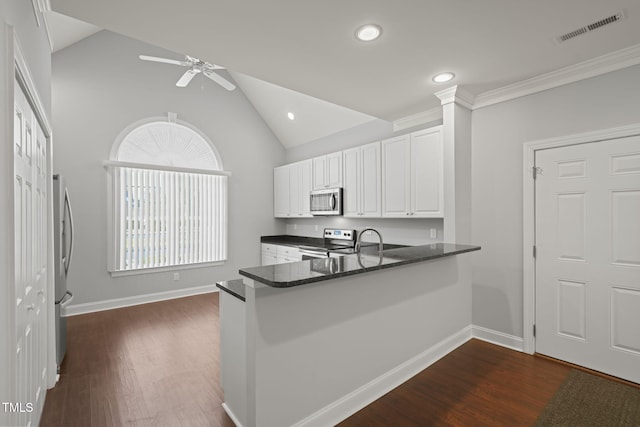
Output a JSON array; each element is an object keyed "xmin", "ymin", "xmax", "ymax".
[{"xmin": 297, "ymin": 228, "xmax": 356, "ymax": 260}]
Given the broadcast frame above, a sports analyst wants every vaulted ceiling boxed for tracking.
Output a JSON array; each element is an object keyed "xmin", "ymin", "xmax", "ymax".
[{"xmin": 49, "ymin": 0, "xmax": 640, "ymax": 146}]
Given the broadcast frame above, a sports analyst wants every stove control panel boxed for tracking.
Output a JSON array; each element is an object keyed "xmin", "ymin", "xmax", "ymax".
[{"xmin": 324, "ymin": 228, "xmax": 356, "ymax": 241}]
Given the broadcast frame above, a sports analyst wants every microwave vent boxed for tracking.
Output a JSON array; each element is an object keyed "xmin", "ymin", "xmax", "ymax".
[{"xmin": 556, "ymin": 11, "xmax": 626, "ymax": 44}]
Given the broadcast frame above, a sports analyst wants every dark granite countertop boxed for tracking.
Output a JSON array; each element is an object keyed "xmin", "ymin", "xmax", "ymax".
[
  {"xmin": 216, "ymin": 279, "xmax": 246, "ymax": 301},
  {"xmin": 240, "ymin": 243, "xmax": 480, "ymax": 288},
  {"xmin": 261, "ymin": 235, "xmax": 337, "ymax": 250},
  {"xmin": 261, "ymin": 235, "xmax": 407, "ymax": 252}
]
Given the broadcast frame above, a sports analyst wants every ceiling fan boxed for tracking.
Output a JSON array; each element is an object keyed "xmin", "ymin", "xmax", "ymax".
[{"xmin": 139, "ymin": 54, "xmax": 236, "ymax": 91}]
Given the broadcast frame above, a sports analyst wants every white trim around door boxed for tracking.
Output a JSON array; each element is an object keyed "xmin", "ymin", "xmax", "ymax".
[{"xmin": 522, "ymin": 122, "xmax": 640, "ymax": 355}]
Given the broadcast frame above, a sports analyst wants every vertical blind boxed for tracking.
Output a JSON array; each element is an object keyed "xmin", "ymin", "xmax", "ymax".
[{"xmin": 113, "ymin": 166, "xmax": 227, "ymax": 271}]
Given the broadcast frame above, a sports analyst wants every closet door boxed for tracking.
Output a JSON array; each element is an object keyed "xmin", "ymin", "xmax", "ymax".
[{"xmin": 14, "ymin": 76, "xmax": 49, "ymax": 427}]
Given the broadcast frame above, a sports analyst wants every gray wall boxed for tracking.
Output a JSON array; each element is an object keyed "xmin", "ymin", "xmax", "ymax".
[
  {"xmin": 284, "ymin": 118, "xmax": 445, "ymax": 245},
  {"xmin": 471, "ymin": 64, "xmax": 640, "ymax": 337},
  {"xmin": 52, "ymin": 31, "xmax": 286, "ymax": 306},
  {"xmin": 285, "ymin": 118, "xmax": 442, "ymax": 164}
]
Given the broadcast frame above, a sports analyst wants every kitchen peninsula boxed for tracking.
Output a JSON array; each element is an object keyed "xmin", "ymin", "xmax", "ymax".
[{"xmin": 218, "ymin": 243, "xmax": 480, "ymax": 427}]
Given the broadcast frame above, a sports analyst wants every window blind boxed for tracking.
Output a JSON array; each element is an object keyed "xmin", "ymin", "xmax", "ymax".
[{"xmin": 113, "ymin": 166, "xmax": 227, "ymax": 271}]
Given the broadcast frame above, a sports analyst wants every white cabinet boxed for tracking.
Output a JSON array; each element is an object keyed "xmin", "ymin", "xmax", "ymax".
[
  {"xmin": 261, "ymin": 244, "xmax": 278, "ymax": 266},
  {"xmin": 261, "ymin": 243, "xmax": 301, "ymax": 265},
  {"xmin": 410, "ymin": 127, "xmax": 444, "ymax": 217},
  {"xmin": 382, "ymin": 126, "xmax": 443, "ymax": 218},
  {"xmin": 343, "ymin": 141, "xmax": 381, "ymax": 217},
  {"xmin": 313, "ymin": 152, "xmax": 342, "ymax": 189},
  {"xmin": 276, "ymin": 245, "xmax": 300, "ymax": 264},
  {"xmin": 274, "ymin": 166, "xmax": 290, "ymax": 217},
  {"xmin": 274, "ymin": 124, "xmax": 443, "ymax": 219},
  {"xmin": 290, "ymin": 160, "xmax": 312, "ymax": 217},
  {"xmin": 274, "ymin": 160, "xmax": 312, "ymax": 218}
]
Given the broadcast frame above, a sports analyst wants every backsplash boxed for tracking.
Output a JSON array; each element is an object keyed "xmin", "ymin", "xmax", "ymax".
[{"xmin": 283, "ymin": 217, "xmax": 444, "ymax": 246}]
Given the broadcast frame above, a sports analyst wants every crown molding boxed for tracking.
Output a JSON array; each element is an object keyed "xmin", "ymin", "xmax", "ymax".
[
  {"xmin": 474, "ymin": 43, "xmax": 640, "ymax": 110},
  {"xmin": 30, "ymin": 0, "xmax": 54, "ymax": 51},
  {"xmin": 392, "ymin": 107, "xmax": 442, "ymax": 132},
  {"xmin": 434, "ymin": 85, "xmax": 475, "ymax": 109}
]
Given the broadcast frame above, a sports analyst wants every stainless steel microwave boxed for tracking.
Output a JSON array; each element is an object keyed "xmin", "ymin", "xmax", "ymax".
[{"xmin": 310, "ymin": 188, "xmax": 342, "ymax": 215}]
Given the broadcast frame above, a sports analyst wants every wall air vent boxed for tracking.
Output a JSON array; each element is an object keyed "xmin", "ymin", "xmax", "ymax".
[{"xmin": 556, "ymin": 11, "xmax": 626, "ymax": 44}]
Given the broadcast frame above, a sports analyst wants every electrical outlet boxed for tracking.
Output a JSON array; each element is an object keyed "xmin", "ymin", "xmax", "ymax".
[
  {"xmin": 365, "ymin": 229, "xmax": 372, "ymax": 236},
  {"xmin": 430, "ymin": 228, "xmax": 437, "ymax": 239},
  {"xmin": 315, "ymin": 225, "xmax": 318, "ymax": 231},
  {"xmin": 173, "ymin": 272, "xmax": 180, "ymax": 281},
  {"xmin": 293, "ymin": 223, "xmax": 297, "ymax": 230}
]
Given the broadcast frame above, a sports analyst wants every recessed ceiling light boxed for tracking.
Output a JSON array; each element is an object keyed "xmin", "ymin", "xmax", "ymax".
[
  {"xmin": 287, "ymin": 112, "xmax": 295, "ymax": 120},
  {"xmin": 432, "ymin": 72, "xmax": 455, "ymax": 83},
  {"xmin": 355, "ymin": 24, "xmax": 382, "ymax": 42}
]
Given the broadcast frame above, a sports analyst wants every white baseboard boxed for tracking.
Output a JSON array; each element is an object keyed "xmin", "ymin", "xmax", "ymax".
[
  {"xmin": 222, "ymin": 403, "xmax": 243, "ymax": 427},
  {"xmin": 471, "ymin": 325, "xmax": 524, "ymax": 352},
  {"xmin": 63, "ymin": 284, "xmax": 218, "ymax": 316},
  {"xmin": 293, "ymin": 325, "xmax": 473, "ymax": 427}
]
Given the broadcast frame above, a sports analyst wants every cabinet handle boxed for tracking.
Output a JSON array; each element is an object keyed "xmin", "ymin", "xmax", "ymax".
[{"xmin": 406, "ymin": 212, "xmax": 410, "ymax": 216}]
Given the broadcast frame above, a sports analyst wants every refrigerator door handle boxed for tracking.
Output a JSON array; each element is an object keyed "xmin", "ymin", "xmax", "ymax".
[{"xmin": 64, "ymin": 187, "xmax": 74, "ymax": 276}]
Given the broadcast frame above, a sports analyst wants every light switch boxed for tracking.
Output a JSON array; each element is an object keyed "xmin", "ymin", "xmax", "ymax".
[{"xmin": 430, "ymin": 228, "xmax": 437, "ymax": 239}]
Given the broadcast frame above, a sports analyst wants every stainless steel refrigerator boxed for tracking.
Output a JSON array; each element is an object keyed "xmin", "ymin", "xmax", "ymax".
[{"xmin": 53, "ymin": 174, "xmax": 74, "ymax": 372}]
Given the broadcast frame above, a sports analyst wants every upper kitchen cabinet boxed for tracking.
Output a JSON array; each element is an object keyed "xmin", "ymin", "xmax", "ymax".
[
  {"xmin": 381, "ymin": 126, "xmax": 443, "ymax": 218},
  {"xmin": 343, "ymin": 141, "xmax": 381, "ymax": 217},
  {"xmin": 290, "ymin": 159, "xmax": 312, "ymax": 217},
  {"xmin": 274, "ymin": 159, "xmax": 313, "ymax": 218},
  {"xmin": 313, "ymin": 152, "xmax": 342, "ymax": 189},
  {"xmin": 274, "ymin": 165, "xmax": 290, "ymax": 217}
]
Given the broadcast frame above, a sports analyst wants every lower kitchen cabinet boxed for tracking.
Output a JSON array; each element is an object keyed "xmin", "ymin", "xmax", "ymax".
[{"xmin": 261, "ymin": 243, "xmax": 301, "ymax": 266}]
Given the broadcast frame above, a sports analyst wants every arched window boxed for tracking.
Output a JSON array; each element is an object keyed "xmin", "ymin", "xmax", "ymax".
[{"xmin": 105, "ymin": 116, "xmax": 229, "ymax": 274}]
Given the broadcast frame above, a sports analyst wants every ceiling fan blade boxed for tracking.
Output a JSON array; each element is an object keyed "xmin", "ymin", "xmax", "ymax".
[
  {"xmin": 203, "ymin": 70, "xmax": 236, "ymax": 91},
  {"xmin": 176, "ymin": 69, "xmax": 198, "ymax": 87},
  {"xmin": 139, "ymin": 55, "xmax": 189, "ymax": 67},
  {"xmin": 205, "ymin": 63, "xmax": 226, "ymax": 71}
]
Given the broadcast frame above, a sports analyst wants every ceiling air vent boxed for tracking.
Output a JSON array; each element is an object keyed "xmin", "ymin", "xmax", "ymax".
[{"xmin": 556, "ymin": 11, "xmax": 626, "ymax": 44}]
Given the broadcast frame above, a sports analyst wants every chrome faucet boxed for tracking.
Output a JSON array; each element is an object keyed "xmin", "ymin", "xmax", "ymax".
[{"xmin": 355, "ymin": 228, "xmax": 383, "ymax": 254}]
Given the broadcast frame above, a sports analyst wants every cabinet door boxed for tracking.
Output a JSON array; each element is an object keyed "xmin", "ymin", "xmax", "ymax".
[
  {"xmin": 312, "ymin": 156, "xmax": 326, "ymax": 189},
  {"xmin": 262, "ymin": 253, "xmax": 278, "ymax": 266},
  {"xmin": 326, "ymin": 152, "xmax": 343, "ymax": 187},
  {"xmin": 274, "ymin": 166, "xmax": 290, "ymax": 217},
  {"xmin": 410, "ymin": 128, "xmax": 443, "ymax": 217},
  {"xmin": 342, "ymin": 147, "xmax": 360, "ymax": 217},
  {"xmin": 382, "ymin": 135, "xmax": 411, "ymax": 217},
  {"xmin": 360, "ymin": 141, "xmax": 381, "ymax": 217},
  {"xmin": 299, "ymin": 159, "xmax": 312, "ymax": 217},
  {"xmin": 290, "ymin": 163, "xmax": 301, "ymax": 217}
]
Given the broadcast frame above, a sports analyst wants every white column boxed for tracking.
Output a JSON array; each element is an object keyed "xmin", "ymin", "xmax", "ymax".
[{"xmin": 434, "ymin": 85, "xmax": 473, "ymax": 243}]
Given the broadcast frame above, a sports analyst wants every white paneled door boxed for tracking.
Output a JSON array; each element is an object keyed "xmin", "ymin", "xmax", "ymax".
[
  {"xmin": 535, "ymin": 135, "xmax": 640, "ymax": 384},
  {"xmin": 14, "ymin": 76, "xmax": 49, "ymax": 426}
]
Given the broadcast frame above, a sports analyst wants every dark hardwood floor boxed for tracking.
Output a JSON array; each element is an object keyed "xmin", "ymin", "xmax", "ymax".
[
  {"xmin": 41, "ymin": 293, "xmax": 577, "ymax": 427},
  {"xmin": 339, "ymin": 339, "xmax": 571, "ymax": 426},
  {"xmin": 40, "ymin": 293, "xmax": 235, "ymax": 427}
]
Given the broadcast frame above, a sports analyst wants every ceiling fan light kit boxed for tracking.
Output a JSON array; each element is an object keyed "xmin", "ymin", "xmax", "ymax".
[{"xmin": 139, "ymin": 54, "xmax": 236, "ymax": 91}]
